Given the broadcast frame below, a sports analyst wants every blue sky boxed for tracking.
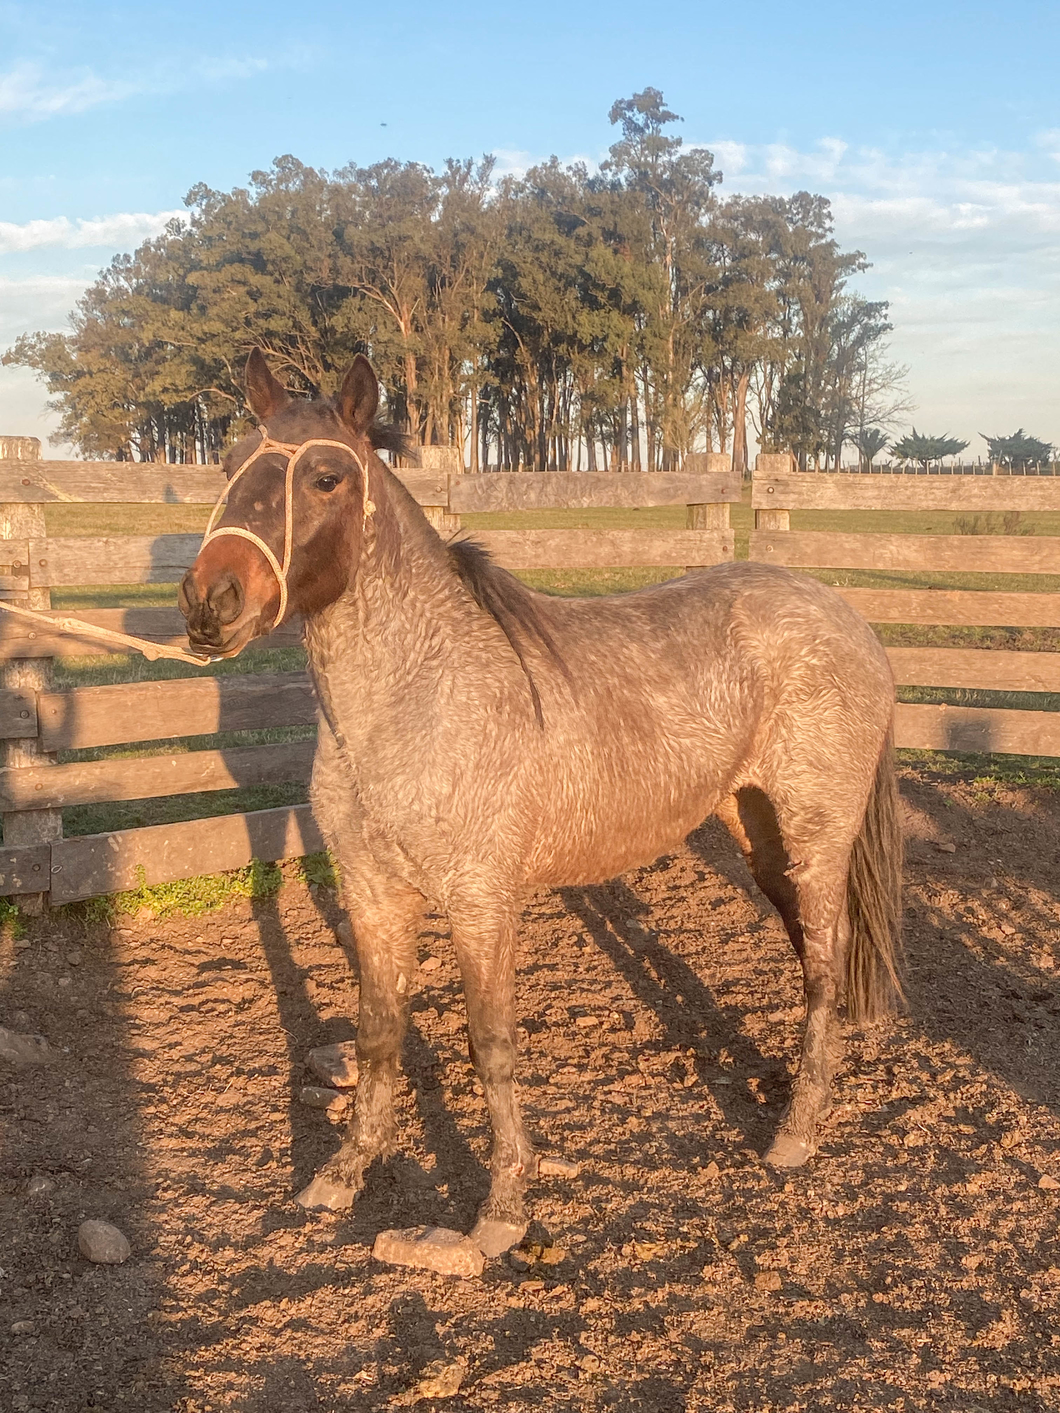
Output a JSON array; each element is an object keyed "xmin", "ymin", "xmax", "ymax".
[{"xmin": 2, "ymin": 0, "xmax": 1059, "ymax": 453}]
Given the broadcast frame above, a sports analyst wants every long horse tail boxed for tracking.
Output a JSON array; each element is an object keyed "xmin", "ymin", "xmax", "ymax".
[{"xmin": 845, "ymin": 726, "xmax": 904, "ymax": 1023}]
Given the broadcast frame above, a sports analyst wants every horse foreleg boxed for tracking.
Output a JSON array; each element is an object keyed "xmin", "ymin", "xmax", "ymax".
[
  {"xmin": 296, "ymin": 874, "xmax": 424, "ymax": 1211},
  {"xmin": 451, "ymin": 901, "xmax": 535, "ymax": 1256}
]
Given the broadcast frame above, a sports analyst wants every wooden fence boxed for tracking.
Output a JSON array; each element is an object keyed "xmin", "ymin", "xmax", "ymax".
[{"xmin": 0, "ymin": 443, "xmax": 1055, "ymax": 907}]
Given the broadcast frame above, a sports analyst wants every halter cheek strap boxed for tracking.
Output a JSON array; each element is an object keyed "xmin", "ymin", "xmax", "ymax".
[{"xmin": 201, "ymin": 431, "xmax": 372, "ymax": 628}]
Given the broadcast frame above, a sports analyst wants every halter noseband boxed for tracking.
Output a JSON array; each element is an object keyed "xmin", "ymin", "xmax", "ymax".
[{"xmin": 201, "ymin": 431, "xmax": 372, "ymax": 628}]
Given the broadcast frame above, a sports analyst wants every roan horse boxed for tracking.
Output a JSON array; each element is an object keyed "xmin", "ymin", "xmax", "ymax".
[{"xmin": 179, "ymin": 349, "xmax": 902, "ymax": 1256}]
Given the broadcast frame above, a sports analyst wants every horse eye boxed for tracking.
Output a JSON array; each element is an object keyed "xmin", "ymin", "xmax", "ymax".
[{"xmin": 315, "ymin": 474, "xmax": 341, "ymax": 492}]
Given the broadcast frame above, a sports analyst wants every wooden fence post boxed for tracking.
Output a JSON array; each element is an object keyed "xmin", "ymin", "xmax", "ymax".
[
  {"xmin": 684, "ymin": 451, "xmax": 734, "ymax": 532},
  {"xmin": 0, "ymin": 436, "xmax": 59, "ymax": 912},
  {"xmin": 754, "ymin": 452, "xmax": 795, "ymax": 530},
  {"xmin": 682, "ymin": 451, "xmax": 734, "ymax": 574},
  {"xmin": 417, "ymin": 447, "xmax": 463, "ymax": 535}
]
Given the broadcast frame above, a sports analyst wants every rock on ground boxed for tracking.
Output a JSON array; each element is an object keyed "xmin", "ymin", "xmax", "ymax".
[
  {"xmin": 307, "ymin": 1041, "xmax": 359, "ymax": 1088},
  {"xmin": 396, "ymin": 1358, "xmax": 467, "ymax": 1404},
  {"xmin": 299, "ymin": 1085, "xmax": 349, "ymax": 1113},
  {"xmin": 0, "ymin": 1026, "xmax": 52, "ymax": 1067},
  {"xmin": 373, "ymin": 1226, "xmax": 485, "ymax": 1278},
  {"xmin": 77, "ymin": 1219, "xmax": 131, "ymax": 1264},
  {"xmin": 538, "ymin": 1156, "xmax": 581, "ymax": 1179}
]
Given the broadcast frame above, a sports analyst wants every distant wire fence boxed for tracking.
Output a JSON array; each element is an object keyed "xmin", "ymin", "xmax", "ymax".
[
  {"xmin": 834, "ymin": 462, "xmax": 1060, "ymax": 476},
  {"xmin": 0, "ymin": 440, "xmax": 1058, "ymax": 908}
]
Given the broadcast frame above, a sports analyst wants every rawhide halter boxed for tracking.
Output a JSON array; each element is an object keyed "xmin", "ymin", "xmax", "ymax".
[{"xmin": 201, "ymin": 430, "xmax": 373, "ymax": 629}]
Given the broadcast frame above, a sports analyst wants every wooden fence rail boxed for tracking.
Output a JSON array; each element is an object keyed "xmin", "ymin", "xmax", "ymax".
[{"xmin": 0, "ymin": 446, "xmax": 1056, "ymax": 905}]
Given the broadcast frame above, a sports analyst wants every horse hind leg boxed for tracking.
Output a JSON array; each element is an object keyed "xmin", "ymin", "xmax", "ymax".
[{"xmin": 717, "ymin": 787, "xmax": 849, "ymax": 1169}]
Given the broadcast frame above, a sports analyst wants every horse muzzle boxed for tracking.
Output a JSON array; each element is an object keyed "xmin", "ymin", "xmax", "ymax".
[{"xmin": 179, "ymin": 539, "xmax": 280, "ymax": 658}]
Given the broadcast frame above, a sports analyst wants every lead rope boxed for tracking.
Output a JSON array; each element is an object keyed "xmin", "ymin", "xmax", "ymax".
[{"xmin": 0, "ymin": 429, "xmax": 371, "ymax": 666}]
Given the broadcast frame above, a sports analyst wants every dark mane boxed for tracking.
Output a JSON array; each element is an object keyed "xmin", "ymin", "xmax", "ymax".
[
  {"xmin": 369, "ymin": 420, "xmax": 413, "ymax": 460},
  {"xmin": 448, "ymin": 538, "xmax": 570, "ymax": 728}
]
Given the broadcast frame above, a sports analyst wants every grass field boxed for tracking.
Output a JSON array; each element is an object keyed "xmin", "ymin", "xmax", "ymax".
[{"xmin": 23, "ymin": 495, "xmax": 1060, "ymax": 841}]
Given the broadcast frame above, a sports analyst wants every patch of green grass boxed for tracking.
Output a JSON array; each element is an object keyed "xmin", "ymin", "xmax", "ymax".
[
  {"xmin": 63, "ymin": 782, "xmax": 308, "ymax": 838},
  {"xmin": 76, "ymin": 857, "xmax": 283, "ymax": 925},
  {"xmin": 898, "ymin": 748, "xmax": 1060, "ymax": 790},
  {"xmin": 45, "ymin": 503, "xmax": 211, "ymax": 538}
]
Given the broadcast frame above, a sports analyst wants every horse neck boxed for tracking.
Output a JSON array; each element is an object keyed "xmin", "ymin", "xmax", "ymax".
[{"xmin": 302, "ymin": 466, "xmax": 472, "ymax": 722}]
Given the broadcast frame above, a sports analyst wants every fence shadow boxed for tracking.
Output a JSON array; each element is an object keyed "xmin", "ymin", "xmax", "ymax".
[{"xmin": 0, "ymin": 914, "xmax": 192, "ymax": 1412}]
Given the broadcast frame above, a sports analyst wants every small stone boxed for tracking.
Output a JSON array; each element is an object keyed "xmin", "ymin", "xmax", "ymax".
[
  {"xmin": 77, "ymin": 1219, "xmax": 131, "ymax": 1264},
  {"xmin": 13, "ymin": 940, "xmax": 30, "ymax": 952},
  {"xmin": 903, "ymin": 1131, "xmax": 927, "ymax": 1148},
  {"xmin": 538, "ymin": 1156, "xmax": 581, "ymax": 1179},
  {"xmin": 936, "ymin": 842, "xmax": 957, "ymax": 854},
  {"xmin": 754, "ymin": 1270, "xmax": 783, "ymax": 1292},
  {"xmin": 701, "ymin": 1160, "xmax": 721, "ymax": 1180},
  {"xmin": 538, "ymin": 1245, "xmax": 567, "ymax": 1266},
  {"xmin": 66, "ymin": 950, "xmax": 82, "ymax": 966},
  {"xmin": 574, "ymin": 1014, "xmax": 599, "ymax": 1028},
  {"xmin": 0, "ymin": 1025, "xmax": 52, "ymax": 1067},
  {"xmin": 299, "ymin": 1085, "xmax": 348, "ymax": 1113},
  {"xmin": 508, "ymin": 1248, "xmax": 533, "ymax": 1272},
  {"xmin": 307, "ymin": 1041, "xmax": 359, "ymax": 1088},
  {"xmin": 25, "ymin": 1174, "xmax": 55, "ymax": 1198},
  {"xmin": 10, "ymin": 1319, "xmax": 35, "ymax": 1335},
  {"xmin": 373, "ymin": 1226, "xmax": 484, "ymax": 1278},
  {"xmin": 1000, "ymin": 922, "xmax": 1017, "ymax": 936},
  {"xmin": 578, "ymin": 1353, "xmax": 602, "ymax": 1373},
  {"xmin": 419, "ymin": 955, "xmax": 442, "ymax": 972},
  {"xmin": 1038, "ymin": 1174, "xmax": 1060, "ymax": 1190},
  {"xmin": 398, "ymin": 1358, "xmax": 467, "ymax": 1403}
]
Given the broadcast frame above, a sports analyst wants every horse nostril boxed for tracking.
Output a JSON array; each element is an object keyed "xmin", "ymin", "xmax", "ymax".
[
  {"xmin": 177, "ymin": 571, "xmax": 199, "ymax": 616},
  {"xmin": 207, "ymin": 574, "xmax": 245, "ymax": 626}
]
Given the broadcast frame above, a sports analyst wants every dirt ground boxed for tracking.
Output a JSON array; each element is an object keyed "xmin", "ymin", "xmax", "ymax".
[{"xmin": 2, "ymin": 764, "xmax": 1060, "ymax": 1412}]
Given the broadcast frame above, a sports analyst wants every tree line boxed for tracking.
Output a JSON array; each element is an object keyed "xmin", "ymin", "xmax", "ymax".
[{"xmin": 5, "ymin": 89, "xmax": 909, "ymax": 472}]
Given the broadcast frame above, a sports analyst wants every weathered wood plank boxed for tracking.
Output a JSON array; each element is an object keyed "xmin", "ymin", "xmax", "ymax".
[
  {"xmin": 836, "ymin": 589, "xmax": 1060, "ymax": 626},
  {"xmin": 0, "ymin": 688, "xmax": 38, "ymax": 738},
  {"xmin": 748, "ymin": 531, "xmax": 1060, "ymax": 575},
  {"xmin": 49, "ymin": 803, "xmax": 324, "ymax": 905},
  {"xmin": 38, "ymin": 672, "xmax": 316, "ymax": 751},
  {"xmin": 0, "ymin": 461, "xmax": 448, "ymax": 507},
  {"xmin": 887, "ymin": 648, "xmax": 1060, "ymax": 692},
  {"xmin": 449, "ymin": 472, "xmax": 743, "ymax": 513},
  {"xmin": 472, "ymin": 528, "xmax": 734, "ymax": 569},
  {"xmin": 0, "ymin": 843, "xmax": 51, "ymax": 896},
  {"xmin": 0, "ymin": 740, "xmax": 314, "ymax": 811},
  {"xmin": 753, "ymin": 473, "xmax": 1060, "ymax": 512},
  {"xmin": 0, "ymin": 607, "xmax": 303, "ymax": 660},
  {"xmin": 29, "ymin": 535, "xmax": 202, "ymax": 586},
  {"xmin": 894, "ymin": 703, "xmax": 1060, "ymax": 756}
]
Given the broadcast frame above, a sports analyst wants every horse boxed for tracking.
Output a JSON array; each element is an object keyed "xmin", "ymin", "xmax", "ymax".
[{"xmin": 179, "ymin": 349, "xmax": 902, "ymax": 1256}]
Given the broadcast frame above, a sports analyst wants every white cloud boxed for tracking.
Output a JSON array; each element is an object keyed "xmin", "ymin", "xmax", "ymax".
[
  {"xmin": 0, "ymin": 210, "xmax": 184, "ymax": 255},
  {"xmin": 711, "ymin": 136, "xmax": 1060, "ymax": 442},
  {"xmin": 0, "ymin": 61, "xmax": 141, "ymax": 119},
  {"xmin": 0, "ymin": 273, "xmax": 86, "ymax": 342},
  {"xmin": 0, "ymin": 54, "xmax": 273, "ymax": 123}
]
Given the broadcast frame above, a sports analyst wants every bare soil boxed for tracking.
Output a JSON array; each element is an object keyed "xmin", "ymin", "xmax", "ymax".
[{"xmin": 2, "ymin": 765, "xmax": 1060, "ymax": 1412}]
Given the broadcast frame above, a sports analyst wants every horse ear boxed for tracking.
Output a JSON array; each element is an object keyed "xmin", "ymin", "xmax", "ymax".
[
  {"xmin": 244, "ymin": 349, "xmax": 289, "ymax": 420},
  {"xmin": 337, "ymin": 355, "xmax": 379, "ymax": 435}
]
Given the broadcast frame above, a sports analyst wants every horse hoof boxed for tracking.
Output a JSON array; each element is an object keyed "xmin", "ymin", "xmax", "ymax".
[
  {"xmin": 764, "ymin": 1133, "xmax": 815, "ymax": 1168},
  {"xmin": 470, "ymin": 1217, "xmax": 527, "ymax": 1257},
  {"xmin": 294, "ymin": 1173, "xmax": 359, "ymax": 1211}
]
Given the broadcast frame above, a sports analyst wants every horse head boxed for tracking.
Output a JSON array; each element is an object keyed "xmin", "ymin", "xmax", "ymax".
[{"xmin": 179, "ymin": 350, "xmax": 384, "ymax": 657}]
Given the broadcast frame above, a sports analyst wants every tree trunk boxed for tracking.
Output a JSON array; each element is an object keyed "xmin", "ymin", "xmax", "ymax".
[{"xmin": 732, "ymin": 370, "xmax": 750, "ymax": 479}]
